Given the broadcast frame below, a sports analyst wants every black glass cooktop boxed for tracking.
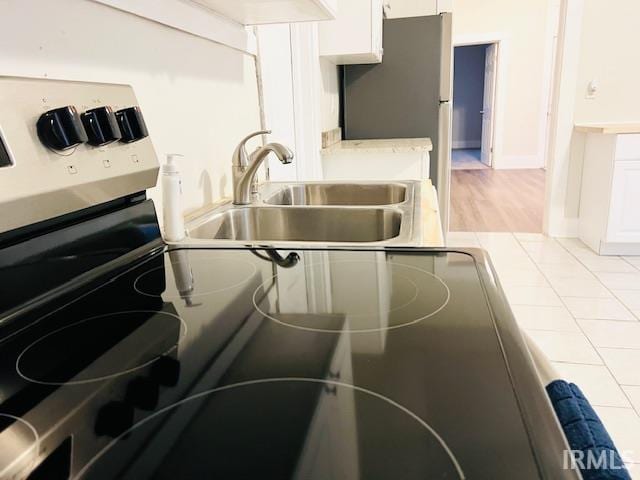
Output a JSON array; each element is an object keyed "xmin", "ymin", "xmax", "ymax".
[{"xmin": 0, "ymin": 247, "xmax": 544, "ymax": 479}]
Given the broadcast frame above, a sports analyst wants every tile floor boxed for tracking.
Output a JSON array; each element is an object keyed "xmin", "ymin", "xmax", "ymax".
[{"xmin": 448, "ymin": 231, "xmax": 640, "ymax": 475}]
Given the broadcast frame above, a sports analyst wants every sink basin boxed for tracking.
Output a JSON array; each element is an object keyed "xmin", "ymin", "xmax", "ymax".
[
  {"xmin": 189, "ymin": 207, "xmax": 402, "ymax": 243},
  {"xmin": 180, "ymin": 180, "xmax": 436, "ymax": 247},
  {"xmin": 263, "ymin": 183, "xmax": 406, "ymax": 206}
]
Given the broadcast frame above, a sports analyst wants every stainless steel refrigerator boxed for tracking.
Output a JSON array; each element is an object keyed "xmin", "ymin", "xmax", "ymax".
[{"xmin": 342, "ymin": 13, "xmax": 453, "ymax": 229}]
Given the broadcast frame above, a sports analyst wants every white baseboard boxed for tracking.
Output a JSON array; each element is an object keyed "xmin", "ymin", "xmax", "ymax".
[
  {"xmin": 495, "ymin": 155, "xmax": 544, "ymax": 169},
  {"xmin": 452, "ymin": 140, "xmax": 481, "ymax": 150}
]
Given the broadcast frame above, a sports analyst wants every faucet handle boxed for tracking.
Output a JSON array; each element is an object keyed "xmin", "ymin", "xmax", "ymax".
[{"xmin": 233, "ymin": 129, "xmax": 271, "ymax": 167}]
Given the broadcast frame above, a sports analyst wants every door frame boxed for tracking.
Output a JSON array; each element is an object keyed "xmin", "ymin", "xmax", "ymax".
[
  {"xmin": 543, "ymin": 0, "xmax": 584, "ymax": 236},
  {"xmin": 481, "ymin": 43, "xmax": 498, "ymax": 167},
  {"xmin": 540, "ymin": 0, "xmax": 563, "ymax": 171},
  {"xmin": 453, "ymin": 34, "xmax": 505, "ymax": 169}
]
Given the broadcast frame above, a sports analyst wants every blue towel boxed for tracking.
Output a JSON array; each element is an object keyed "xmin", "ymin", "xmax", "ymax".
[{"xmin": 546, "ymin": 380, "xmax": 631, "ymax": 480}]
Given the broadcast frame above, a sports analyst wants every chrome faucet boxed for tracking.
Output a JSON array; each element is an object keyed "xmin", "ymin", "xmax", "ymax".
[{"xmin": 232, "ymin": 130, "xmax": 294, "ymax": 205}]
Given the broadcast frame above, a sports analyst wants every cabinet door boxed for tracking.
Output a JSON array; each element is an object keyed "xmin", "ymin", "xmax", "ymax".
[
  {"xmin": 322, "ymin": 151, "xmax": 429, "ymax": 181},
  {"xmin": 191, "ymin": 0, "xmax": 336, "ymax": 24},
  {"xmin": 318, "ymin": 0, "xmax": 383, "ymax": 64},
  {"xmin": 385, "ymin": 0, "xmax": 437, "ymax": 17},
  {"xmin": 371, "ymin": 0, "xmax": 384, "ymax": 58},
  {"xmin": 607, "ymin": 161, "xmax": 640, "ymax": 242}
]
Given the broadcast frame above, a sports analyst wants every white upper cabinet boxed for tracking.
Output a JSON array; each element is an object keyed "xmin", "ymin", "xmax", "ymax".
[
  {"xmin": 190, "ymin": 0, "xmax": 337, "ymax": 25},
  {"xmin": 319, "ymin": 0, "xmax": 384, "ymax": 65},
  {"xmin": 383, "ymin": 0, "xmax": 452, "ymax": 17}
]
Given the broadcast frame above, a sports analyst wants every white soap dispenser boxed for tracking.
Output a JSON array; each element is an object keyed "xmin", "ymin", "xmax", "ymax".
[{"xmin": 162, "ymin": 153, "xmax": 186, "ymax": 242}]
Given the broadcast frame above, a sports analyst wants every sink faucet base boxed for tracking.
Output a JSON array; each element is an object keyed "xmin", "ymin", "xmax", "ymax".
[{"xmin": 231, "ymin": 131, "xmax": 294, "ymax": 205}]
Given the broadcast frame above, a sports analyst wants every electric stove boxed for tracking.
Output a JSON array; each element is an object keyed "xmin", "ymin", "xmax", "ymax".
[
  {"xmin": 0, "ymin": 77, "xmax": 578, "ymax": 480},
  {"xmin": 0, "ymin": 222, "xmax": 578, "ymax": 478}
]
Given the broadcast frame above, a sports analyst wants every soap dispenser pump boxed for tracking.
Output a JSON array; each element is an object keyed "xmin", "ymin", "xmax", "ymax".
[{"xmin": 162, "ymin": 153, "xmax": 186, "ymax": 242}]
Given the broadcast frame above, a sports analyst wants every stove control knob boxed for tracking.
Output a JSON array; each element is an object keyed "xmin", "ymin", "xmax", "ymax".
[
  {"xmin": 115, "ymin": 106, "xmax": 149, "ymax": 143},
  {"xmin": 126, "ymin": 377, "xmax": 159, "ymax": 411},
  {"xmin": 95, "ymin": 401, "xmax": 134, "ymax": 438},
  {"xmin": 150, "ymin": 356, "xmax": 180, "ymax": 387},
  {"xmin": 37, "ymin": 106, "xmax": 88, "ymax": 151},
  {"xmin": 81, "ymin": 106, "xmax": 122, "ymax": 146}
]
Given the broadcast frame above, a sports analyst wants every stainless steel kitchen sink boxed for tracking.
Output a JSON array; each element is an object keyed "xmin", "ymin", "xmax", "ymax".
[
  {"xmin": 263, "ymin": 182, "xmax": 407, "ymax": 206},
  {"xmin": 188, "ymin": 206, "xmax": 402, "ymax": 243},
  {"xmin": 182, "ymin": 180, "xmax": 440, "ymax": 247}
]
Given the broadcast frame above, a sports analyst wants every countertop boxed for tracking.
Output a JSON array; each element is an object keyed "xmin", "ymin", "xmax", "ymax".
[
  {"xmin": 321, "ymin": 137, "xmax": 433, "ymax": 155},
  {"xmin": 575, "ymin": 123, "xmax": 640, "ymax": 134}
]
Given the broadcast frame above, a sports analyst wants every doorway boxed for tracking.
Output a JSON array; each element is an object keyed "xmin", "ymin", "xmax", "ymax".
[
  {"xmin": 451, "ymin": 43, "xmax": 497, "ymax": 170},
  {"xmin": 449, "ymin": 39, "xmax": 547, "ymax": 233}
]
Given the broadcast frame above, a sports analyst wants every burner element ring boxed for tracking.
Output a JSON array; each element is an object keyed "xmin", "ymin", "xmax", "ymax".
[
  {"xmin": 133, "ymin": 256, "xmax": 257, "ymax": 299},
  {"xmin": 16, "ymin": 310, "xmax": 187, "ymax": 386},
  {"xmin": 253, "ymin": 260, "xmax": 451, "ymax": 333},
  {"xmin": 76, "ymin": 378, "xmax": 464, "ymax": 479}
]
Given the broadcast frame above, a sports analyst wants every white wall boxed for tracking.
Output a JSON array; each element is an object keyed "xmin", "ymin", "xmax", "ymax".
[
  {"xmin": 0, "ymin": 0, "xmax": 261, "ymax": 221},
  {"xmin": 256, "ymin": 24, "xmax": 297, "ymax": 181},
  {"xmin": 573, "ymin": 1, "xmax": 640, "ymax": 124},
  {"xmin": 255, "ymin": 23, "xmax": 340, "ymax": 181},
  {"xmin": 453, "ymin": 0, "xmax": 555, "ymax": 169},
  {"xmin": 546, "ymin": 0, "xmax": 640, "ymax": 236},
  {"xmin": 452, "ymin": 45, "xmax": 486, "ymax": 149}
]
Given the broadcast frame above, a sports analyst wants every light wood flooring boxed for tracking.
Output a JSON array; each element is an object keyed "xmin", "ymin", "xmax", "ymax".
[{"xmin": 450, "ymin": 168, "xmax": 546, "ymax": 232}]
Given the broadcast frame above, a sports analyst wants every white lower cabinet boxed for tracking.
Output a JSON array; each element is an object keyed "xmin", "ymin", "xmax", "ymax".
[
  {"xmin": 320, "ymin": 139, "xmax": 432, "ymax": 181},
  {"xmin": 607, "ymin": 161, "xmax": 640, "ymax": 243},
  {"xmin": 578, "ymin": 131, "xmax": 640, "ymax": 255}
]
